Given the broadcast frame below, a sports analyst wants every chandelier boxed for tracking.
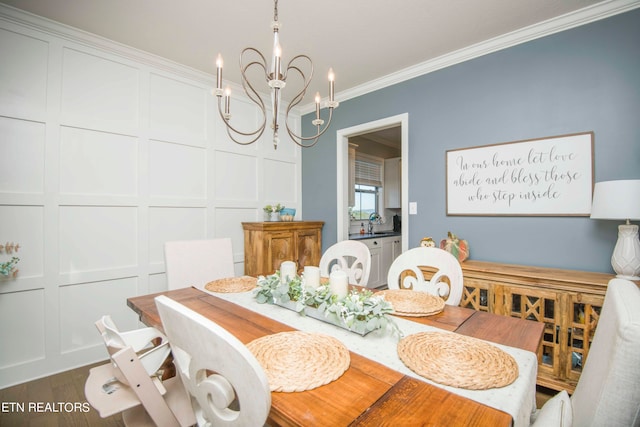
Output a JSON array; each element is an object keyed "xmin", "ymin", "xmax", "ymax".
[{"xmin": 213, "ymin": 0, "xmax": 339, "ymax": 150}]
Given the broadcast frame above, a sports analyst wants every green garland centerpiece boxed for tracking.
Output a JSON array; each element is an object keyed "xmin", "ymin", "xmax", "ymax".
[{"xmin": 254, "ymin": 271, "xmax": 401, "ymax": 336}]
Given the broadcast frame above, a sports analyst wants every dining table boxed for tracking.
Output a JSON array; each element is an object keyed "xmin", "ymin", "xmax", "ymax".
[{"xmin": 127, "ymin": 283, "xmax": 544, "ymax": 427}]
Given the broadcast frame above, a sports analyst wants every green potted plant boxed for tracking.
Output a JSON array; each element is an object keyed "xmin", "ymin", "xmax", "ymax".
[{"xmin": 263, "ymin": 203, "xmax": 284, "ymax": 221}]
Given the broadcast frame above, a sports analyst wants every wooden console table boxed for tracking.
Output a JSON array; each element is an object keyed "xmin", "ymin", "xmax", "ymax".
[
  {"xmin": 242, "ymin": 221, "xmax": 324, "ymax": 277},
  {"xmin": 451, "ymin": 260, "xmax": 616, "ymax": 393}
]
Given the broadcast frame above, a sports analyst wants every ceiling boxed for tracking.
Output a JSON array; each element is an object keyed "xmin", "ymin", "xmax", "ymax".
[
  {"xmin": 1, "ymin": 0, "xmax": 617, "ymax": 112},
  {"xmin": 350, "ymin": 126, "xmax": 402, "ymax": 158}
]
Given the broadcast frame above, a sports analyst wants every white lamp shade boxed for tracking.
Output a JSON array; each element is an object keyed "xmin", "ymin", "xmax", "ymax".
[{"xmin": 590, "ymin": 180, "xmax": 640, "ymax": 220}]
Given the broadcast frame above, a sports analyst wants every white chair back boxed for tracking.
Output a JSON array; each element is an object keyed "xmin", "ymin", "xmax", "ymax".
[
  {"xmin": 319, "ymin": 240, "xmax": 372, "ymax": 287},
  {"xmin": 570, "ymin": 278, "xmax": 640, "ymax": 426},
  {"xmin": 386, "ymin": 247, "xmax": 463, "ymax": 305},
  {"xmin": 164, "ymin": 238, "xmax": 234, "ymax": 290},
  {"xmin": 155, "ymin": 295, "xmax": 271, "ymax": 427}
]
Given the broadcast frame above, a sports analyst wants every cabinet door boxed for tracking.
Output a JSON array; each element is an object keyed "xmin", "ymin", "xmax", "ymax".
[
  {"xmin": 391, "ymin": 239, "xmax": 402, "ymax": 260},
  {"xmin": 500, "ymin": 286, "xmax": 561, "ymax": 381},
  {"xmin": 368, "ymin": 246, "xmax": 382, "ymax": 287},
  {"xmin": 460, "ymin": 277, "xmax": 491, "ymax": 312},
  {"xmin": 384, "ymin": 158, "xmax": 401, "ymax": 209},
  {"xmin": 564, "ymin": 293, "xmax": 604, "ymax": 383},
  {"xmin": 265, "ymin": 231, "xmax": 295, "ymax": 275},
  {"xmin": 381, "ymin": 238, "xmax": 394, "ymax": 284},
  {"xmin": 296, "ymin": 229, "xmax": 321, "ymax": 271}
]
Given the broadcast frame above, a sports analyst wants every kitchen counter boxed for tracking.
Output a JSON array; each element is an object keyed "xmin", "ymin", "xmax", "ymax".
[{"xmin": 349, "ymin": 231, "xmax": 401, "ymax": 240}]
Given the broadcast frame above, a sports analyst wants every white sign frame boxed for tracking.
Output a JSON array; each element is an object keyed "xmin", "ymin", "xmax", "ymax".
[{"xmin": 446, "ymin": 132, "xmax": 594, "ymax": 216}]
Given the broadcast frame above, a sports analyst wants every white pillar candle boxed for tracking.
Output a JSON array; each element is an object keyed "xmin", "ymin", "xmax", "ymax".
[
  {"xmin": 280, "ymin": 261, "xmax": 297, "ymax": 283},
  {"xmin": 303, "ymin": 266, "xmax": 321, "ymax": 289},
  {"xmin": 329, "ymin": 270, "xmax": 349, "ymax": 299}
]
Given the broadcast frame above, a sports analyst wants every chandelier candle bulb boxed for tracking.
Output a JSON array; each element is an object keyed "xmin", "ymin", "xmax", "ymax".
[
  {"xmin": 224, "ymin": 87, "xmax": 231, "ymax": 116},
  {"xmin": 329, "ymin": 270, "xmax": 349, "ymax": 299},
  {"xmin": 328, "ymin": 68, "xmax": 335, "ymax": 102},
  {"xmin": 315, "ymin": 92, "xmax": 321, "ymax": 119},
  {"xmin": 215, "ymin": 54, "xmax": 223, "ymax": 91},
  {"xmin": 303, "ymin": 266, "xmax": 321, "ymax": 289},
  {"xmin": 273, "ymin": 43, "xmax": 281, "ymax": 80},
  {"xmin": 280, "ymin": 261, "xmax": 297, "ymax": 284}
]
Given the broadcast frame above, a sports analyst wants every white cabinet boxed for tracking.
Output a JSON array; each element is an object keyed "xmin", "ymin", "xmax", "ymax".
[
  {"xmin": 384, "ymin": 157, "xmax": 401, "ymax": 209},
  {"xmin": 362, "ymin": 235, "xmax": 402, "ymax": 288}
]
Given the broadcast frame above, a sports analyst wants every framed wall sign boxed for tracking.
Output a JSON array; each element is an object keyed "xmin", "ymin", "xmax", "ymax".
[{"xmin": 446, "ymin": 132, "xmax": 594, "ymax": 216}]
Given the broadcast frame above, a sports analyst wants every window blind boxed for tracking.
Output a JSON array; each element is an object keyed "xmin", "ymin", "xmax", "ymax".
[{"xmin": 355, "ymin": 156, "xmax": 383, "ymax": 187}]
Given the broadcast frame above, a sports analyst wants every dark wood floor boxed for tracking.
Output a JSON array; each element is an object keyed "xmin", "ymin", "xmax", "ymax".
[
  {"xmin": 0, "ymin": 361, "xmax": 125, "ymax": 427},
  {"xmin": 0, "ymin": 362, "xmax": 556, "ymax": 426}
]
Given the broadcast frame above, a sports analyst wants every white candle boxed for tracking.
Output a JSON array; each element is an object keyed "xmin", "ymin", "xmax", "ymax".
[
  {"xmin": 304, "ymin": 266, "xmax": 321, "ymax": 289},
  {"xmin": 329, "ymin": 270, "xmax": 349, "ymax": 299},
  {"xmin": 280, "ymin": 261, "xmax": 297, "ymax": 283}
]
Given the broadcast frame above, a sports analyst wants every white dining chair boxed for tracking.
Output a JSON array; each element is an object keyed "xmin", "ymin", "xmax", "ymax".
[
  {"xmin": 531, "ymin": 278, "xmax": 640, "ymax": 427},
  {"xmin": 386, "ymin": 247, "xmax": 463, "ymax": 305},
  {"xmin": 319, "ymin": 240, "xmax": 372, "ymax": 287},
  {"xmin": 155, "ymin": 295, "xmax": 271, "ymax": 426},
  {"xmin": 164, "ymin": 238, "xmax": 235, "ymax": 290}
]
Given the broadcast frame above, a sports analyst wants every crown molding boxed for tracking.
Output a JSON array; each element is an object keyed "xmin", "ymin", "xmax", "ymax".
[
  {"xmin": 0, "ymin": 3, "xmax": 299, "ymax": 118},
  {"xmin": 2, "ymin": 1, "xmax": 637, "ymax": 117},
  {"xmin": 300, "ymin": 0, "xmax": 640, "ymax": 114},
  {"xmin": 0, "ymin": 3, "xmax": 214, "ymax": 86}
]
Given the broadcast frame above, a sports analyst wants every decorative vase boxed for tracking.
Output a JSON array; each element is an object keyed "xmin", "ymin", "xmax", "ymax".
[{"xmin": 269, "ymin": 212, "xmax": 280, "ymax": 222}]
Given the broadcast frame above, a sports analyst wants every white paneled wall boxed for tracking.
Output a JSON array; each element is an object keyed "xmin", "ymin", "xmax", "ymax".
[{"xmin": 0, "ymin": 6, "xmax": 302, "ymax": 388}]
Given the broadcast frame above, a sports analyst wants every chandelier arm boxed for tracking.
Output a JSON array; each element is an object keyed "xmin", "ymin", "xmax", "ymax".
[
  {"xmin": 216, "ymin": 96, "xmax": 266, "ymax": 144},
  {"xmin": 284, "ymin": 107, "xmax": 335, "ymax": 148},
  {"xmin": 239, "ymin": 48, "xmax": 270, "ymax": 109},
  {"xmin": 281, "ymin": 57, "xmax": 336, "ymax": 147},
  {"xmin": 282, "ymin": 54, "xmax": 313, "ymax": 83},
  {"xmin": 283, "ymin": 60, "xmax": 315, "ymax": 111},
  {"xmin": 214, "ymin": 47, "xmax": 270, "ymax": 144}
]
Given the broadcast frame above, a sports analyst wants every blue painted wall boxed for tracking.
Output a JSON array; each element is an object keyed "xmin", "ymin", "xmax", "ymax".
[{"xmin": 302, "ymin": 9, "xmax": 640, "ymax": 273}]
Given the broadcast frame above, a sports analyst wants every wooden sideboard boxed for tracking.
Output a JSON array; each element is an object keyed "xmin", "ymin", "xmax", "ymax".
[
  {"xmin": 422, "ymin": 260, "xmax": 617, "ymax": 393},
  {"xmin": 242, "ymin": 221, "xmax": 324, "ymax": 277}
]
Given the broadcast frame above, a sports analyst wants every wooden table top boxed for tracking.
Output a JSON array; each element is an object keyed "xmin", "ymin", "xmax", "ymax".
[{"xmin": 128, "ymin": 287, "xmax": 543, "ymax": 427}]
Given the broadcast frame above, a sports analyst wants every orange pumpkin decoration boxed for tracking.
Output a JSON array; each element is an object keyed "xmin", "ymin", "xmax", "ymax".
[{"xmin": 440, "ymin": 231, "xmax": 469, "ymax": 262}]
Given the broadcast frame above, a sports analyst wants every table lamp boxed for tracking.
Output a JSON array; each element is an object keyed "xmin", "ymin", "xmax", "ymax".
[{"xmin": 590, "ymin": 179, "xmax": 640, "ymax": 280}]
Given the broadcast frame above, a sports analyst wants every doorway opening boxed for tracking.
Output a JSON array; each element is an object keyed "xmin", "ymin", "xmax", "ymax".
[{"xmin": 336, "ymin": 113, "xmax": 409, "ymax": 252}]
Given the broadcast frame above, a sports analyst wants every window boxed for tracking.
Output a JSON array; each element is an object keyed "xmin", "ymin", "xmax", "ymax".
[
  {"xmin": 350, "ymin": 154, "xmax": 383, "ymax": 221},
  {"xmin": 351, "ymin": 184, "xmax": 379, "ymax": 220},
  {"xmin": 354, "ymin": 156, "xmax": 383, "ymax": 187}
]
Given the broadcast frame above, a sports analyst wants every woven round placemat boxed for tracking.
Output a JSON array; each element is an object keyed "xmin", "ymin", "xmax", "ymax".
[
  {"xmin": 247, "ymin": 331, "xmax": 350, "ymax": 392},
  {"xmin": 378, "ymin": 289, "xmax": 445, "ymax": 317},
  {"xmin": 204, "ymin": 276, "xmax": 256, "ymax": 293},
  {"xmin": 397, "ymin": 332, "xmax": 518, "ymax": 390}
]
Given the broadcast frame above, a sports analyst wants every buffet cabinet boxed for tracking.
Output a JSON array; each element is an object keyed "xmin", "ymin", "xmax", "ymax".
[
  {"xmin": 242, "ymin": 221, "xmax": 324, "ymax": 277},
  {"xmin": 423, "ymin": 260, "xmax": 617, "ymax": 393}
]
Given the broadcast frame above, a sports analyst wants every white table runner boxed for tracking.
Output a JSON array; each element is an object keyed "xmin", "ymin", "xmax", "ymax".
[{"xmin": 202, "ymin": 288, "xmax": 537, "ymax": 427}]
